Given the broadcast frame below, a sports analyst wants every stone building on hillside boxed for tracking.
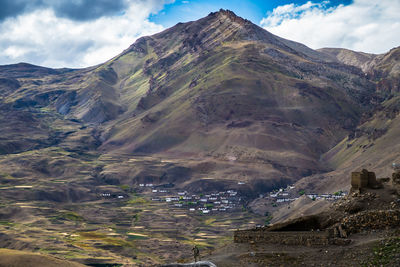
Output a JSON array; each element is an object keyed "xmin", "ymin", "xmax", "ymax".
[{"xmin": 350, "ymin": 169, "xmax": 382, "ymax": 192}]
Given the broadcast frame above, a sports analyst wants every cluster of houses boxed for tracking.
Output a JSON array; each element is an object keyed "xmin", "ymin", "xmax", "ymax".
[
  {"xmin": 99, "ymin": 182, "xmax": 347, "ymax": 215},
  {"xmin": 305, "ymin": 192, "xmax": 346, "ymax": 201},
  {"xmin": 150, "ymin": 189, "xmax": 241, "ymax": 214},
  {"xmin": 100, "ymin": 193, "xmax": 125, "ymax": 199},
  {"xmin": 139, "ymin": 183, "xmax": 155, "ymax": 187},
  {"xmin": 266, "ymin": 184, "xmax": 347, "ymax": 204}
]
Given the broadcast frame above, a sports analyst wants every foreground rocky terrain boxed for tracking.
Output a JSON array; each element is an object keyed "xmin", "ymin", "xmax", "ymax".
[
  {"xmin": 198, "ymin": 171, "xmax": 400, "ymax": 266},
  {"xmin": 0, "ymin": 9, "xmax": 400, "ymax": 266}
]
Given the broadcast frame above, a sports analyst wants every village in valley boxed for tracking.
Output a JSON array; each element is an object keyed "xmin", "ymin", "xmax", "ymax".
[
  {"xmin": 99, "ymin": 181, "xmax": 348, "ymax": 215},
  {"xmin": 99, "ymin": 181, "xmax": 347, "ymax": 215},
  {"xmin": 141, "ymin": 183, "xmax": 243, "ymax": 214},
  {"xmin": 97, "ymin": 182, "xmax": 348, "ymax": 215}
]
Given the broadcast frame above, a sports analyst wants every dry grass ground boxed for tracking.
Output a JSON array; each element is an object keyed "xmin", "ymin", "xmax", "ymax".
[{"xmin": 0, "ymin": 248, "xmax": 86, "ymax": 267}]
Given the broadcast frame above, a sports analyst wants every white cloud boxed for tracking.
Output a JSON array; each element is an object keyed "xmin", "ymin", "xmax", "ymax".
[
  {"xmin": 260, "ymin": 0, "xmax": 400, "ymax": 54},
  {"xmin": 0, "ymin": 0, "xmax": 171, "ymax": 68}
]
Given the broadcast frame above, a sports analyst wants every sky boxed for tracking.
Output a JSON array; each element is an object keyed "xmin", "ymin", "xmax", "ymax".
[{"xmin": 0, "ymin": 0, "xmax": 398, "ymax": 68}]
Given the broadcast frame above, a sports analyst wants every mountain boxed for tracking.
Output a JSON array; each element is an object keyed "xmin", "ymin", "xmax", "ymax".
[{"xmin": 0, "ymin": 10, "xmax": 387, "ymax": 196}]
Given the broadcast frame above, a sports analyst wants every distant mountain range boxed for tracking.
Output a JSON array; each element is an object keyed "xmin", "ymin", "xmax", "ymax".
[{"xmin": 0, "ymin": 9, "xmax": 399, "ymax": 199}]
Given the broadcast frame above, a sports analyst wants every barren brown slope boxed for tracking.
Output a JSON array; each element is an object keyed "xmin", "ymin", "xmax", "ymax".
[
  {"xmin": 318, "ymin": 47, "xmax": 378, "ymax": 72},
  {"xmin": 0, "ymin": 249, "xmax": 85, "ymax": 267},
  {"xmin": 294, "ymin": 47, "xmax": 400, "ymax": 193}
]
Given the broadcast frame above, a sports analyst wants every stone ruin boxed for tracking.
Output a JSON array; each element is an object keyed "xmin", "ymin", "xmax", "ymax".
[
  {"xmin": 393, "ymin": 170, "xmax": 400, "ymax": 185},
  {"xmin": 350, "ymin": 169, "xmax": 382, "ymax": 192},
  {"xmin": 391, "ymin": 166, "xmax": 400, "ymax": 195},
  {"xmin": 351, "ymin": 167, "xmax": 400, "ymax": 192}
]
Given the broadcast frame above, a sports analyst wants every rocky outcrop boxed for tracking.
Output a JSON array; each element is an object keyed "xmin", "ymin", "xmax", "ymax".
[{"xmin": 332, "ymin": 209, "xmax": 400, "ymax": 238}]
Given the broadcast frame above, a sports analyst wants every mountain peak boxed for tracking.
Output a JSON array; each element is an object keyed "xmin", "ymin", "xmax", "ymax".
[
  {"xmin": 208, "ymin": 9, "xmax": 251, "ymax": 25},
  {"xmin": 121, "ymin": 8, "xmax": 332, "ymax": 65}
]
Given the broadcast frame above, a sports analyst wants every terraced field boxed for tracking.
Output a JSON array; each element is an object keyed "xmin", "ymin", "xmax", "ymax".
[{"xmin": 0, "ymin": 152, "xmax": 264, "ymax": 265}]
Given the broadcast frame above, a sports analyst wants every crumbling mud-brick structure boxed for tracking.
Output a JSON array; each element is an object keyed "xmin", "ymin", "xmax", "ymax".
[
  {"xmin": 391, "ymin": 168, "xmax": 400, "ymax": 194},
  {"xmin": 393, "ymin": 171, "xmax": 400, "ymax": 185},
  {"xmin": 351, "ymin": 169, "xmax": 382, "ymax": 192}
]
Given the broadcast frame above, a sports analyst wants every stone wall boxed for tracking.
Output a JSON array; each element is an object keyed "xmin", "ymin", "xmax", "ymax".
[
  {"xmin": 234, "ymin": 228, "xmax": 333, "ymax": 246},
  {"xmin": 333, "ymin": 209, "xmax": 400, "ymax": 237},
  {"xmin": 393, "ymin": 172, "xmax": 400, "ymax": 185}
]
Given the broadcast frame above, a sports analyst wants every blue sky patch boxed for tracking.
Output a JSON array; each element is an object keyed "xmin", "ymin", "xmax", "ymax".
[{"xmin": 150, "ymin": 0, "xmax": 353, "ymax": 27}]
